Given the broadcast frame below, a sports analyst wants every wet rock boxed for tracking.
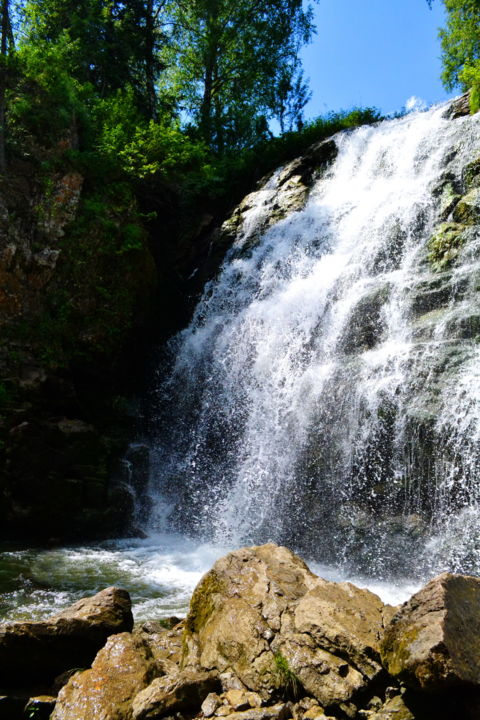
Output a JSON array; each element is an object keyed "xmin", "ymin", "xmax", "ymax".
[
  {"xmin": 209, "ymin": 139, "xmax": 338, "ymax": 264},
  {"xmin": 427, "ymin": 222, "xmax": 468, "ymax": 271},
  {"xmin": 52, "ymin": 632, "xmax": 156, "ymax": 720},
  {"xmin": 381, "ymin": 572, "xmax": 480, "ymax": 691},
  {"xmin": 453, "ymin": 187, "xmax": 480, "ymax": 224},
  {"xmin": 463, "ymin": 157, "xmax": 480, "ymax": 190},
  {"xmin": 339, "ymin": 285, "xmax": 389, "ymax": 354},
  {"xmin": 132, "ymin": 670, "xmax": 221, "ymax": 720},
  {"xmin": 438, "ymin": 182, "xmax": 461, "ymax": 220},
  {"xmin": 24, "ymin": 696, "xmax": 56, "ymax": 720},
  {"xmin": 444, "ymin": 92, "xmax": 471, "ymax": 119},
  {"xmin": 409, "ymin": 269, "xmax": 457, "ymax": 311},
  {"xmin": 0, "ymin": 587, "xmax": 133, "ymax": 685},
  {"xmin": 182, "ymin": 544, "xmax": 389, "ymax": 709}
]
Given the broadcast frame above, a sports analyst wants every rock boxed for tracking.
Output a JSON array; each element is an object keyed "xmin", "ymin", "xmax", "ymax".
[
  {"xmin": 463, "ymin": 157, "xmax": 480, "ymax": 190},
  {"xmin": 183, "ymin": 544, "xmax": 389, "ymax": 709},
  {"xmin": 453, "ymin": 187, "xmax": 480, "ymax": 224},
  {"xmin": 444, "ymin": 92, "xmax": 471, "ymax": 119},
  {"xmin": 220, "ymin": 704, "xmax": 292, "ymax": 720},
  {"xmin": 0, "ymin": 587, "xmax": 133, "ymax": 685},
  {"xmin": 134, "ymin": 619, "xmax": 184, "ymax": 676},
  {"xmin": 24, "ymin": 696, "xmax": 56, "ymax": 720},
  {"xmin": 51, "ymin": 585, "xmax": 133, "ymax": 631},
  {"xmin": 438, "ymin": 182, "xmax": 461, "ymax": 220},
  {"xmin": 202, "ymin": 692, "xmax": 222, "ymax": 717},
  {"xmin": 132, "ymin": 670, "xmax": 221, "ymax": 720},
  {"xmin": 368, "ymin": 695, "xmax": 414, "ymax": 720},
  {"xmin": 204, "ymin": 138, "xmax": 338, "ymax": 273},
  {"xmin": 427, "ymin": 222, "xmax": 468, "ymax": 271},
  {"xmin": 247, "ymin": 692, "xmax": 263, "ymax": 708},
  {"xmin": 226, "ymin": 689, "xmax": 253, "ymax": 711},
  {"xmin": 52, "ymin": 632, "xmax": 156, "ymax": 720},
  {"xmin": 302, "ymin": 705, "xmax": 325, "ymax": 719},
  {"xmin": 380, "ymin": 572, "xmax": 480, "ymax": 691}
]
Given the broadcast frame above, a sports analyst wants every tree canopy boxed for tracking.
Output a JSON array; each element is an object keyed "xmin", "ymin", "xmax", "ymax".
[
  {"xmin": 164, "ymin": 0, "xmax": 315, "ymax": 151},
  {"xmin": 428, "ymin": 0, "xmax": 480, "ymax": 111},
  {"xmin": 6, "ymin": 0, "xmax": 318, "ymax": 159}
]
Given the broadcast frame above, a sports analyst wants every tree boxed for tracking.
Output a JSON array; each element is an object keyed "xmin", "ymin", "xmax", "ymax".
[
  {"xmin": 428, "ymin": 0, "xmax": 480, "ymax": 110},
  {"xmin": 0, "ymin": 0, "xmax": 15, "ymax": 171},
  {"xmin": 22, "ymin": 0, "xmax": 167, "ymax": 119},
  {"xmin": 164, "ymin": 0, "xmax": 317, "ymax": 152}
]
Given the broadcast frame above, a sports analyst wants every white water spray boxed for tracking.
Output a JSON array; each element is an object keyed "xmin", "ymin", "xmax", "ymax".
[{"xmin": 151, "ymin": 103, "xmax": 480, "ymax": 581}]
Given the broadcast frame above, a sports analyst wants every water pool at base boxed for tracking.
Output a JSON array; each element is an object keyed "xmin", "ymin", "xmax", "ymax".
[{"xmin": 0, "ymin": 534, "xmax": 420, "ymax": 622}]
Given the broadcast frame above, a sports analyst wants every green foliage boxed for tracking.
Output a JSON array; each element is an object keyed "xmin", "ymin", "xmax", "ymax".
[
  {"xmin": 274, "ymin": 652, "xmax": 301, "ymax": 699},
  {"xmin": 101, "ymin": 114, "xmax": 211, "ymax": 180},
  {"xmin": 165, "ymin": 0, "xmax": 318, "ymax": 151},
  {"xmin": 196, "ymin": 107, "xmax": 382, "ymax": 213},
  {"xmin": 431, "ymin": 0, "xmax": 480, "ymax": 112},
  {"xmin": 8, "ymin": 33, "xmax": 93, "ymax": 146},
  {"xmin": 459, "ymin": 60, "xmax": 480, "ymax": 112}
]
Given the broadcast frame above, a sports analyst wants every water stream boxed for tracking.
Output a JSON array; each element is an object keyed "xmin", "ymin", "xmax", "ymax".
[{"xmin": 2, "ymin": 101, "xmax": 480, "ymax": 621}]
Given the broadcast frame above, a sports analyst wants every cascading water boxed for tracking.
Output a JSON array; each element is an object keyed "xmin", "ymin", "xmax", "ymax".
[
  {"xmin": 2, "ymin": 100, "xmax": 479, "ymax": 622},
  {"xmin": 149, "ymin": 101, "xmax": 480, "ymax": 582}
]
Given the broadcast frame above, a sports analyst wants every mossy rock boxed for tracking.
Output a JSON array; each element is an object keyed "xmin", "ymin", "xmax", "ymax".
[
  {"xmin": 452, "ymin": 188, "xmax": 480, "ymax": 224},
  {"xmin": 463, "ymin": 157, "xmax": 480, "ymax": 190},
  {"xmin": 428, "ymin": 222, "xmax": 467, "ymax": 271},
  {"xmin": 184, "ymin": 570, "xmax": 225, "ymax": 636},
  {"xmin": 438, "ymin": 182, "xmax": 461, "ymax": 220}
]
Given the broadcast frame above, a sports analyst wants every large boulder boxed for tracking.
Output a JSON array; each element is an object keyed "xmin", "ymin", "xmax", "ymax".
[
  {"xmin": 52, "ymin": 632, "xmax": 156, "ymax": 720},
  {"xmin": 182, "ymin": 544, "xmax": 390, "ymax": 710},
  {"xmin": 0, "ymin": 587, "xmax": 133, "ymax": 685},
  {"xmin": 380, "ymin": 572, "xmax": 480, "ymax": 691}
]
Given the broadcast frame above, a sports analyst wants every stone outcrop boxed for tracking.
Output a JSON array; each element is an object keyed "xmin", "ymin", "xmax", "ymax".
[
  {"xmin": 0, "ymin": 158, "xmax": 158, "ymax": 542},
  {"xmin": 380, "ymin": 572, "xmax": 480, "ymax": 691},
  {"xmin": 182, "ymin": 544, "xmax": 390, "ymax": 711},
  {"xmin": 194, "ymin": 138, "xmax": 338, "ymax": 289},
  {"xmin": 0, "ymin": 586, "xmax": 133, "ymax": 685},
  {"xmin": 3, "ymin": 547, "xmax": 480, "ymax": 718}
]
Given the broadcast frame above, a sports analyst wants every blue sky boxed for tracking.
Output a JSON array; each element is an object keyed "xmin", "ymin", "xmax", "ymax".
[{"xmin": 301, "ymin": 0, "xmax": 455, "ymax": 118}]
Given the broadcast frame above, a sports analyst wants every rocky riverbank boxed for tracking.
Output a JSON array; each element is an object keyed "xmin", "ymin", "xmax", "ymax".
[{"xmin": 1, "ymin": 544, "xmax": 480, "ymax": 719}]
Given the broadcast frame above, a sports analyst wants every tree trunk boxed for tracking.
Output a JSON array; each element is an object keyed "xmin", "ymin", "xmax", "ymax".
[
  {"xmin": 0, "ymin": 0, "xmax": 9, "ymax": 173},
  {"xmin": 145, "ymin": 0, "xmax": 157, "ymax": 120}
]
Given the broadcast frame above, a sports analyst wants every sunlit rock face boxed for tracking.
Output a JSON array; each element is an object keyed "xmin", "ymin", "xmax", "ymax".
[{"xmin": 149, "ymin": 100, "xmax": 480, "ymax": 581}]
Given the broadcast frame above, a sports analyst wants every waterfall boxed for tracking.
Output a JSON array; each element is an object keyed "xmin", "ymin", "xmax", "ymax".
[{"xmin": 149, "ymin": 102, "xmax": 480, "ymax": 581}]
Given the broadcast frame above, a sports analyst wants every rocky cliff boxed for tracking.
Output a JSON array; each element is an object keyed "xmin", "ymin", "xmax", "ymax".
[{"xmin": 0, "ymin": 155, "xmax": 159, "ymax": 541}]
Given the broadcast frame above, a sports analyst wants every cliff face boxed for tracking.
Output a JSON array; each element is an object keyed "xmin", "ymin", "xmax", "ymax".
[{"xmin": 0, "ymin": 158, "xmax": 158, "ymax": 542}]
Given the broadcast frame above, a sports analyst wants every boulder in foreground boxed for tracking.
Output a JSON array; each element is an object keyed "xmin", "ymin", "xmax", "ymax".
[
  {"xmin": 0, "ymin": 586, "xmax": 133, "ymax": 685},
  {"xmin": 182, "ymin": 543, "xmax": 390, "ymax": 709},
  {"xmin": 381, "ymin": 572, "xmax": 480, "ymax": 691}
]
